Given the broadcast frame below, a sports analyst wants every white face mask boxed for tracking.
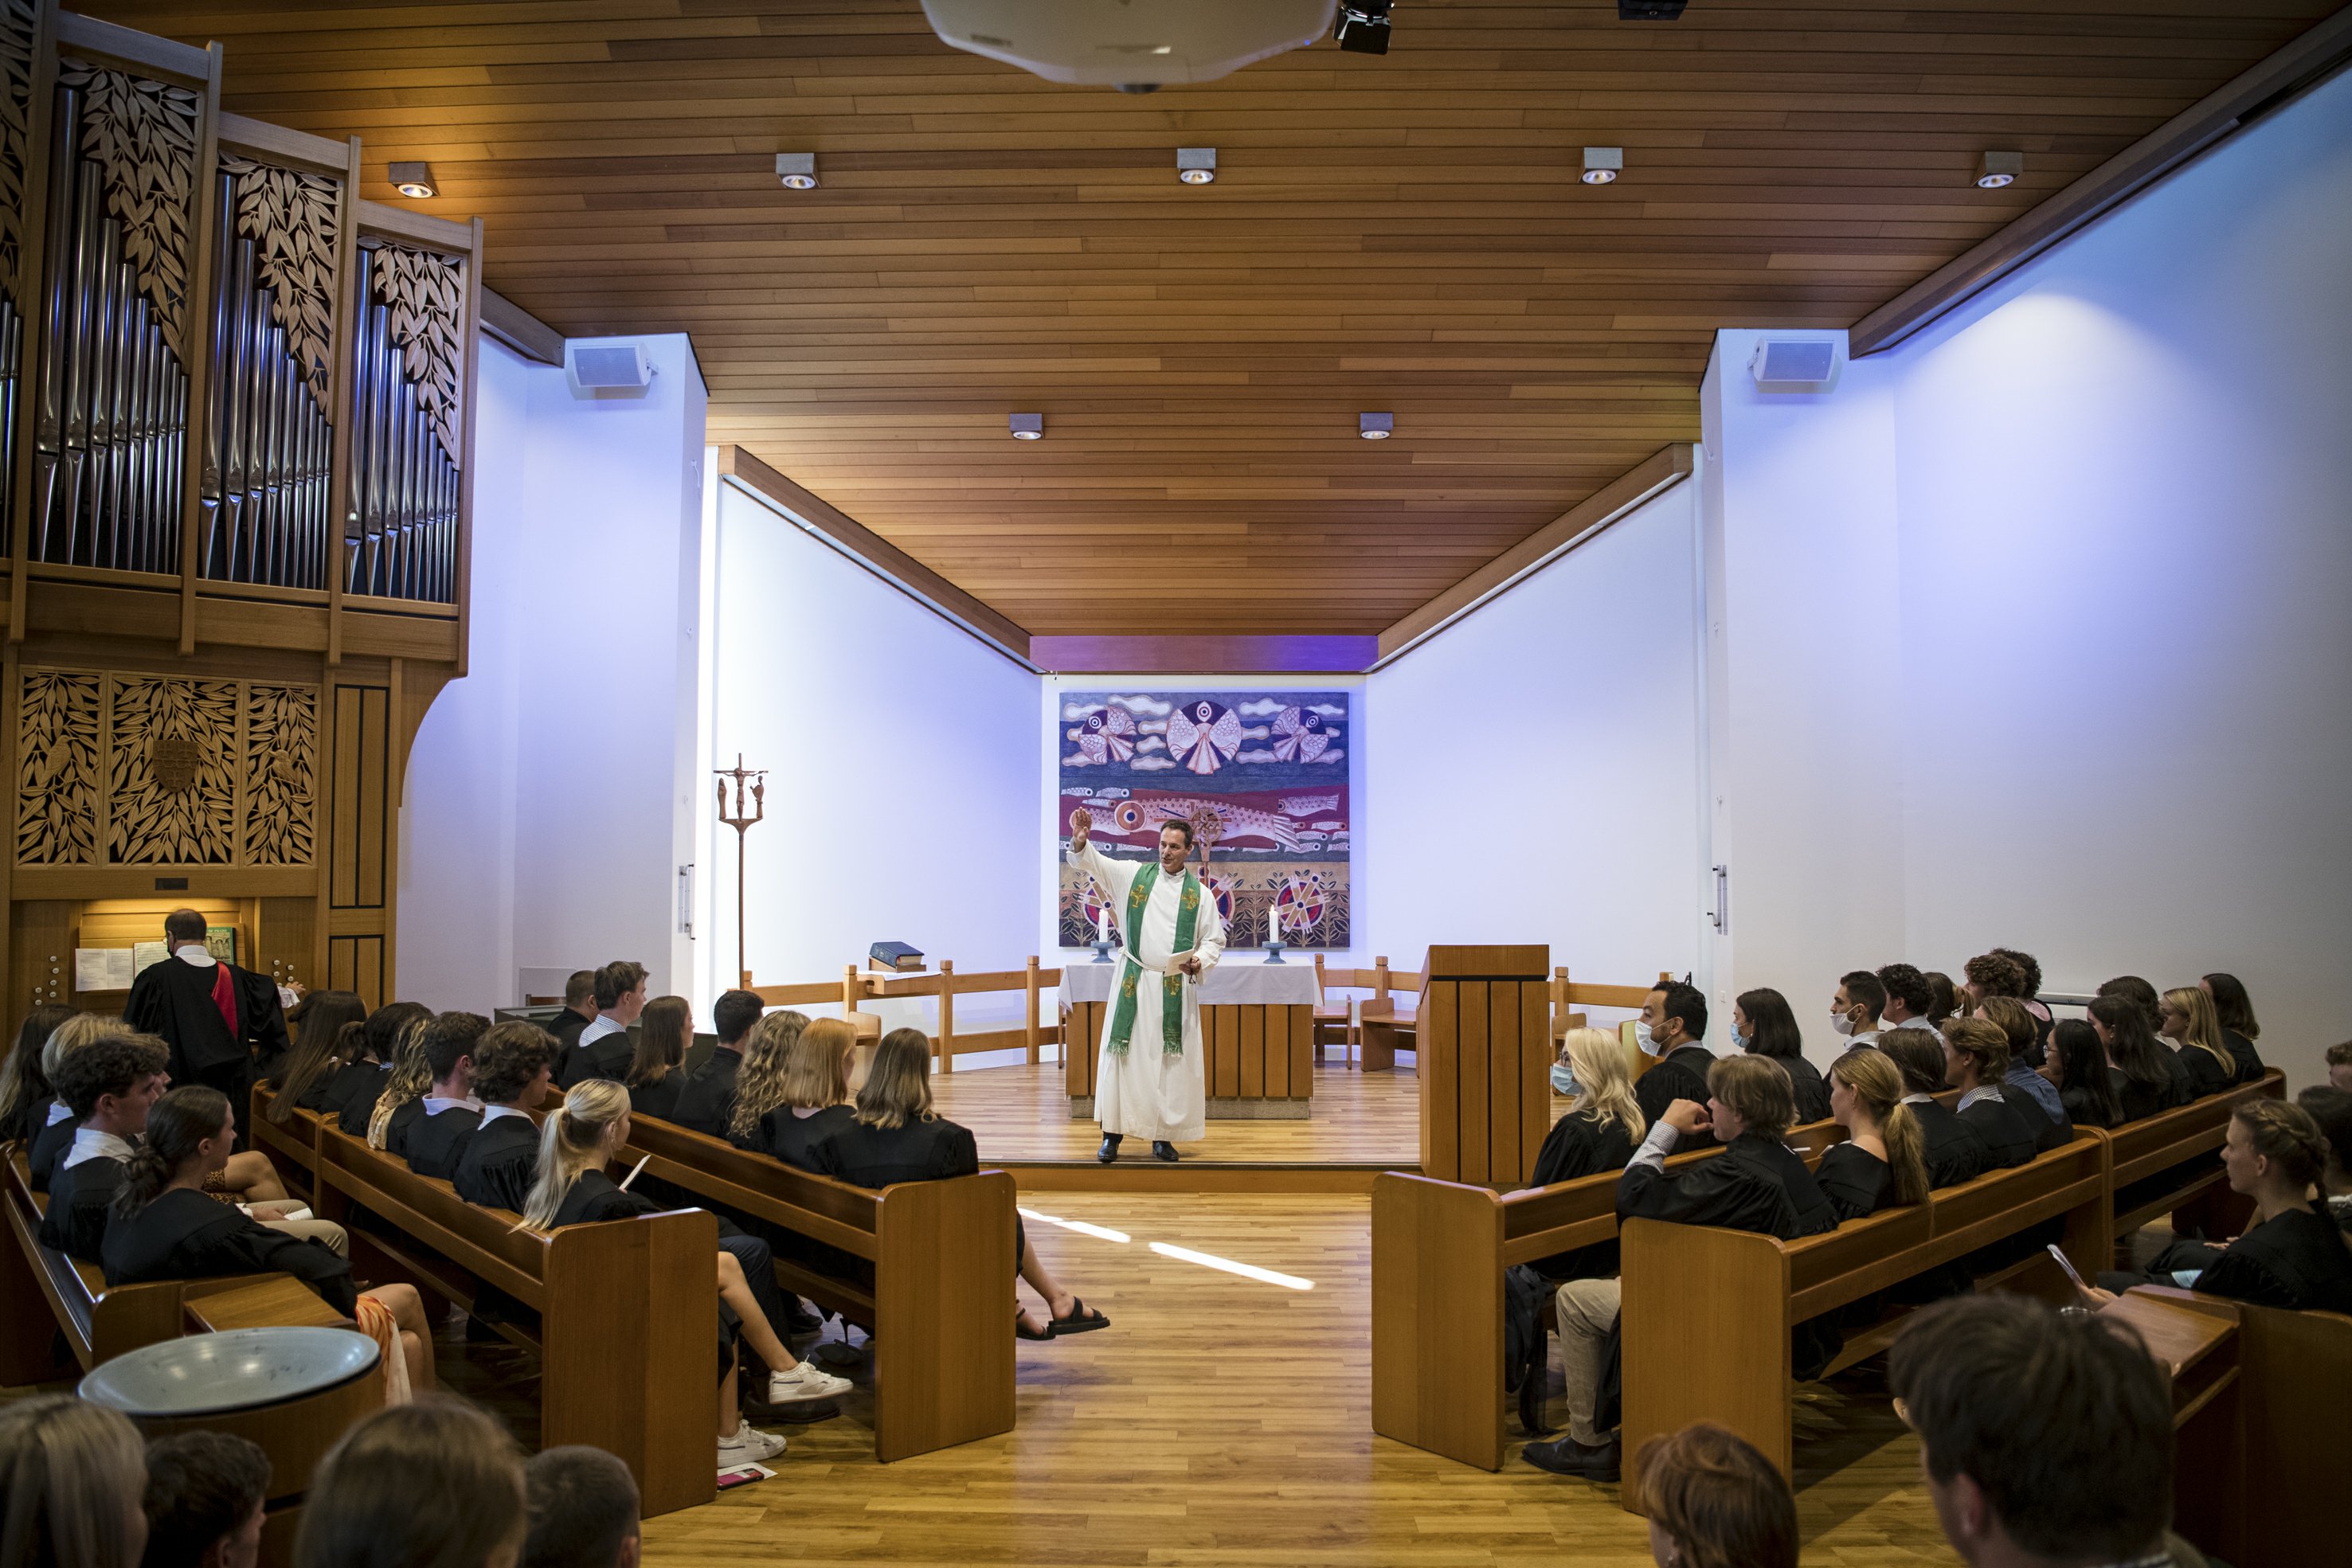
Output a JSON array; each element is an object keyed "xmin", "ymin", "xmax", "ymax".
[
  {"xmin": 1550, "ymin": 1061, "xmax": 1579, "ymax": 1096},
  {"xmin": 1634, "ymin": 1021, "xmax": 1661, "ymax": 1056},
  {"xmin": 1831, "ymin": 1011, "xmax": 1857, "ymax": 1037}
]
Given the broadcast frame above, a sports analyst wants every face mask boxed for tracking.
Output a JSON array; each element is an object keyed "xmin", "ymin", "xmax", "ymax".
[
  {"xmin": 1550, "ymin": 1062, "xmax": 1578, "ymax": 1097},
  {"xmin": 1731, "ymin": 1027, "xmax": 1751, "ymax": 1052},
  {"xmin": 1634, "ymin": 1021, "xmax": 1660, "ymax": 1056},
  {"xmin": 1831, "ymin": 1011, "xmax": 1856, "ymax": 1037}
]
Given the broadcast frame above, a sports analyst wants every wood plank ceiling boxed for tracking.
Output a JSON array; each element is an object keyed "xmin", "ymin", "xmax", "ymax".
[{"xmin": 102, "ymin": 1, "xmax": 2342, "ymax": 635}]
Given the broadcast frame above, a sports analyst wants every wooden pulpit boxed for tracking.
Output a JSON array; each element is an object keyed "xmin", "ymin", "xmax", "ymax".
[{"xmin": 1416, "ymin": 945, "xmax": 1552, "ymax": 1187}]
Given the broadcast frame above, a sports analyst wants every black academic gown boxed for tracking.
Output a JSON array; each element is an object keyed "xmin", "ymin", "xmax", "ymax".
[
  {"xmin": 381, "ymin": 1098, "xmax": 427, "ymax": 1159},
  {"xmin": 2177, "ymin": 1044, "xmax": 2234, "ymax": 1099},
  {"xmin": 1634, "ymin": 1046, "xmax": 1721, "ymax": 1148},
  {"xmin": 1774, "ymin": 1054, "xmax": 1833, "ymax": 1125},
  {"xmin": 333, "ymin": 1063, "xmax": 395, "ymax": 1134},
  {"xmin": 1906, "ymin": 1099, "xmax": 1989, "ymax": 1188},
  {"xmin": 28, "ymin": 1110, "xmax": 79, "ymax": 1193},
  {"xmin": 2194, "ymin": 1205, "xmax": 2352, "ymax": 1315},
  {"xmin": 2004, "ymin": 1086, "xmax": 2071, "ymax": 1155},
  {"xmin": 2061, "ymin": 1082, "xmax": 2121, "ymax": 1129},
  {"xmin": 1526, "ymin": 1111, "xmax": 1638, "ymax": 1280},
  {"xmin": 628, "ymin": 1075, "xmax": 683, "ymax": 1123},
  {"xmin": 40, "ymin": 1153, "xmax": 126, "ymax": 1262},
  {"xmin": 405, "ymin": 1107, "xmax": 483, "ymax": 1180},
  {"xmin": 453, "ymin": 1113, "xmax": 540, "ymax": 1213},
  {"xmin": 103, "ymin": 1188, "xmax": 358, "ymax": 1315},
  {"xmin": 2222, "ymin": 1030, "xmax": 2265, "ymax": 1085},
  {"xmin": 813, "ymin": 1116, "xmax": 980, "ymax": 1187},
  {"xmin": 1958, "ymin": 1095, "xmax": 2038, "ymax": 1171},
  {"xmin": 556, "ymin": 1026, "xmax": 632, "ymax": 1089},
  {"xmin": 669, "ymin": 1047, "xmax": 743, "ymax": 1137},
  {"xmin": 2117, "ymin": 1068, "xmax": 2179, "ymax": 1123},
  {"xmin": 1814, "ymin": 1143, "xmax": 1896, "ymax": 1222},
  {"xmin": 123, "ymin": 956, "xmax": 288, "ymax": 1104},
  {"xmin": 546, "ymin": 1009, "xmax": 592, "ymax": 1056},
  {"xmin": 1617, "ymin": 1131, "xmax": 1839, "ymax": 1238},
  {"xmin": 759, "ymin": 1103, "xmax": 855, "ymax": 1171}
]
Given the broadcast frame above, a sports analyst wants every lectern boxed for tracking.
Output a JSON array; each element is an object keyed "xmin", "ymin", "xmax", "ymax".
[{"xmin": 1416, "ymin": 945, "xmax": 1552, "ymax": 1187}]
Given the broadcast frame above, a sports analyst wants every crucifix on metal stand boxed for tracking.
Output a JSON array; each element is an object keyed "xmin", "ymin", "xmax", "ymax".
[{"xmin": 714, "ymin": 754, "xmax": 766, "ymax": 986}]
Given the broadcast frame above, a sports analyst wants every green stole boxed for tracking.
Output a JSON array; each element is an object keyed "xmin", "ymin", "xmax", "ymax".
[{"xmin": 1106, "ymin": 862, "xmax": 1201, "ymax": 1058}]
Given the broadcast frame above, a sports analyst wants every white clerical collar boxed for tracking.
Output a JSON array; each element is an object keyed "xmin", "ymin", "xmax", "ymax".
[
  {"xmin": 65, "ymin": 1126, "xmax": 135, "ymax": 1169},
  {"xmin": 480, "ymin": 1105, "xmax": 532, "ymax": 1125},
  {"xmin": 174, "ymin": 943, "xmax": 216, "ymax": 968},
  {"xmin": 421, "ymin": 1094, "xmax": 480, "ymax": 1116}
]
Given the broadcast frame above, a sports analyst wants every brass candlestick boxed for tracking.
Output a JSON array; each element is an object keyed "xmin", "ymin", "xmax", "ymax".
[{"xmin": 714, "ymin": 754, "xmax": 766, "ymax": 985}]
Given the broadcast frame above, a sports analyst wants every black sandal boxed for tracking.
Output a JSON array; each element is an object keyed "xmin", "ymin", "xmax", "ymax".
[
  {"xmin": 1016, "ymin": 1311, "xmax": 1054, "ymax": 1342},
  {"xmin": 1047, "ymin": 1300, "xmax": 1109, "ymax": 1336}
]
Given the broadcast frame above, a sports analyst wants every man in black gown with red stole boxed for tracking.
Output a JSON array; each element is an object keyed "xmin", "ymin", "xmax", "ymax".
[{"xmin": 123, "ymin": 908, "xmax": 291, "ymax": 1139}]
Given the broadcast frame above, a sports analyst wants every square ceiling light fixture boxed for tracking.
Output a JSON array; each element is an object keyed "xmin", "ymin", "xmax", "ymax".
[
  {"xmin": 1359, "ymin": 412, "xmax": 1393, "ymax": 440},
  {"xmin": 1335, "ymin": 2, "xmax": 1393, "ymax": 54},
  {"xmin": 388, "ymin": 162, "xmax": 436, "ymax": 198},
  {"xmin": 1977, "ymin": 151, "xmax": 2023, "ymax": 189},
  {"xmin": 777, "ymin": 153, "xmax": 818, "ymax": 190},
  {"xmin": 1010, "ymin": 413, "xmax": 1044, "ymax": 440},
  {"xmin": 1583, "ymin": 147, "xmax": 1622, "ymax": 186},
  {"xmin": 1177, "ymin": 147, "xmax": 1217, "ymax": 185}
]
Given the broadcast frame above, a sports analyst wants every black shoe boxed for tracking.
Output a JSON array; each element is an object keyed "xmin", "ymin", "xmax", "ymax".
[
  {"xmin": 1097, "ymin": 1134, "xmax": 1122, "ymax": 1163},
  {"xmin": 1520, "ymin": 1435, "xmax": 1620, "ymax": 1480},
  {"xmin": 1152, "ymin": 1140, "xmax": 1179, "ymax": 1163}
]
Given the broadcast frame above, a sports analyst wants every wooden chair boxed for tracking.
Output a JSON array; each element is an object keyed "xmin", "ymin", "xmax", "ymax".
[
  {"xmin": 1357, "ymin": 956, "xmax": 1425, "ymax": 1072},
  {"xmin": 1310, "ymin": 953, "xmax": 1356, "ymax": 1067}
]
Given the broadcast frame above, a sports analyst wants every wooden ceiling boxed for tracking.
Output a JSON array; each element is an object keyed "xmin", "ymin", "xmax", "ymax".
[{"xmin": 101, "ymin": 1, "xmax": 2343, "ymax": 635}]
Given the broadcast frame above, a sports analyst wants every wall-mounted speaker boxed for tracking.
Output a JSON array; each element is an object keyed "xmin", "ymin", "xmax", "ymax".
[
  {"xmin": 1749, "ymin": 338, "xmax": 1841, "ymax": 393},
  {"xmin": 565, "ymin": 341, "xmax": 657, "ymax": 393}
]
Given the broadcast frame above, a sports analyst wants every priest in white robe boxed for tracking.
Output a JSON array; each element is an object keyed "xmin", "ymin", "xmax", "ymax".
[{"xmin": 1067, "ymin": 807, "xmax": 1226, "ymax": 1163}]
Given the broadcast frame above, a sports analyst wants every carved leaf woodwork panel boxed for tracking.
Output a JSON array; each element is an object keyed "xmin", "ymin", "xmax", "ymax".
[
  {"xmin": 370, "ymin": 242, "xmax": 464, "ymax": 463},
  {"xmin": 0, "ymin": 0, "xmax": 35, "ymax": 303},
  {"xmin": 58, "ymin": 61, "xmax": 199, "ymax": 356},
  {"xmin": 107, "ymin": 675, "xmax": 237, "ymax": 864},
  {"xmin": 224, "ymin": 155, "xmax": 340, "ymax": 414},
  {"xmin": 16, "ymin": 671, "xmax": 100, "ymax": 865},
  {"xmin": 242, "ymin": 682, "xmax": 317, "ymax": 865}
]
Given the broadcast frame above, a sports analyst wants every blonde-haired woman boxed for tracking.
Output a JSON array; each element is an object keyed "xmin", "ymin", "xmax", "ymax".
[
  {"xmin": 2158, "ymin": 986, "xmax": 2237, "ymax": 1098},
  {"xmin": 0, "ymin": 1393, "xmax": 150, "ymax": 1568},
  {"xmin": 726, "ymin": 1009, "xmax": 809, "ymax": 1149},
  {"xmin": 816, "ymin": 1029, "xmax": 1109, "ymax": 1341},
  {"xmin": 517, "ymin": 1081, "xmax": 850, "ymax": 1468},
  {"xmin": 752, "ymin": 1015, "xmax": 855, "ymax": 1169},
  {"xmin": 1533, "ymin": 1026, "xmax": 1646, "ymax": 1187},
  {"xmin": 1817, "ymin": 1050, "xmax": 1930, "ymax": 1220}
]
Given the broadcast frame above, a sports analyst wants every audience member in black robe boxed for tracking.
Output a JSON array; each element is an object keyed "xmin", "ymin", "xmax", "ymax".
[
  {"xmin": 28, "ymin": 1016, "xmax": 141, "ymax": 1191},
  {"xmin": 1830, "ymin": 969, "xmax": 1888, "ymax": 1051},
  {"xmin": 0, "ymin": 1001, "xmax": 75, "ymax": 1145},
  {"xmin": 1816, "ymin": 1047, "xmax": 1930, "ymax": 1222},
  {"xmin": 266, "ymin": 989, "xmax": 369, "ymax": 1118},
  {"xmin": 1943, "ymin": 1019, "xmax": 2038, "ymax": 1171},
  {"xmin": 2093, "ymin": 983, "xmax": 2191, "ymax": 1118},
  {"xmin": 1977, "ymin": 997, "xmax": 2067, "ymax": 1130},
  {"xmin": 1525, "ymin": 1027, "xmax": 1645, "ymax": 1281},
  {"xmin": 816, "ymin": 1027, "xmax": 1110, "ymax": 1345},
  {"xmin": 671, "ymin": 988, "xmax": 763, "ymax": 1137},
  {"xmin": 331, "ymin": 1003, "xmax": 431, "ymax": 1134},
  {"xmin": 2294, "ymin": 1086, "xmax": 2352, "ymax": 1234},
  {"xmin": 724, "ymin": 1008, "xmax": 810, "ymax": 1151},
  {"xmin": 121, "ymin": 909, "xmax": 289, "ymax": 1140},
  {"xmin": 1729, "ymin": 987, "xmax": 1830, "ymax": 1124},
  {"xmin": 2201, "ymin": 972, "xmax": 2267, "ymax": 1085},
  {"xmin": 556, "ymin": 961, "xmax": 646, "ymax": 1090},
  {"xmin": 452, "ymin": 1022, "xmax": 556, "ymax": 1213},
  {"xmin": 1631, "ymin": 980, "xmax": 1720, "ymax": 1148},
  {"xmin": 1878, "ymin": 1029, "xmax": 1988, "ymax": 1187},
  {"xmin": 546, "ymin": 969, "xmax": 599, "ymax": 1055},
  {"xmin": 2090, "ymin": 1099, "xmax": 2352, "ymax": 1315},
  {"xmin": 1989, "ymin": 948, "xmax": 2056, "ymax": 1066},
  {"xmin": 1873, "ymin": 963, "xmax": 1938, "ymax": 1038},
  {"xmin": 394, "ymin": 1012, "xmax": 489, "ymax": 1179},
  {"xmin": 1524, "ymin": 1054, "xmax": 1837, "ymax": 1481},
  {"xmin": 2158, "ymin": 986, "xmax": 2238, "ymax": 1099},
  {"xmin": 100, "ymin": 1085, "xmax": 432, "ymax": 1389},
  {"xmin": 624, "ymin": 995, "xmax": 692, "ymax": 1123},
  {"xmin": 518, "ymin": 1081, "xmax": 850, "ymax": 1465},
  {"xmin": 37, "ymin": 1034, "xmax": 170, "ymax": 1262},
  {"xmin": 2047, "ymin": 1019, "xmax": 2122, "ymax": 1128}
]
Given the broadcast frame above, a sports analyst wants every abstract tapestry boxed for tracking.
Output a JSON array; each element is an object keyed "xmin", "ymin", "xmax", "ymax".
[{"xmin": 1057, "ymin": 690, "xmax": 1350, "ymax": 950}]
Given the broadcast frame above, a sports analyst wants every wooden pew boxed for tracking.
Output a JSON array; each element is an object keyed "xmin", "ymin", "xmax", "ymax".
[
  {"xmin": 2105, "ymin": 1070, "xmax": 2284, "ymax": 1242},
  {"xmin": 290, "ymin": 1107, "xmax": 719, "ymax": 1517},
  {"xmin": 1618, "ymin": 1131, "xmax": 2112, "ymax": 1507},
  {"xmin": 1370, "ymin": 1116, "xmax": 1849, "ymax": 1470},
  {"xmin": 2, "ymin": 1148, "xmax": 343, "ymax": 1385},
  {"xmin": 615, "ymin": 1112, "xmax": 1017, "ymax": 1463}
]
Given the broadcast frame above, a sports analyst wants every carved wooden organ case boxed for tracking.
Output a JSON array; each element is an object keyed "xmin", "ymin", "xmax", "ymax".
[{"xmin": 0, "ymin": 2, "xmax": 483, "ymax": 1012}]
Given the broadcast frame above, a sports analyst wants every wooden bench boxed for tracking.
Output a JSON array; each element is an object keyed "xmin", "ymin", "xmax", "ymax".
[
  {"xmin": 1370, "ymin": 1116, "xmax": 1850, "ymax": 1470},
  {"xmin": 1618, "ymin": 1130, "xmax": 2112, "ymax": 1508},
  {"xmin": 2, "ymin": 1147, "xmax": 343, "ymax": 1386},
  {"xmin": 2105, "ymin": 1070, "xmax": 2283, "ymax": 1244},
  {"xmin": 616, "ymin": 1112, "xmax": 1017, "ymax": 1463},
  {"xmin": 288, "ymin": 1106, "xmax": 718, "ymax": 1517}
]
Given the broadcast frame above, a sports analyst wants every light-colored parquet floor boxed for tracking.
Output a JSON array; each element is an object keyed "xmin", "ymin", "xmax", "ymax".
[
  {"xmin": 931, "ymin": 1058, "xmax": 1424, "ymax": 1164},
  {"xmin": 641, "ymin": 1192, "xmax": 1959, "ymax": 1568}
]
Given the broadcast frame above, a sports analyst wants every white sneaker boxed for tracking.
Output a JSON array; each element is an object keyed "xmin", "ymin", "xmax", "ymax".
[
  {"xmin": 719, "ymin": 1424, "xmax": 787, "ymax": 1465},
  {"xmin": 768, "ymin": 1363, "xmax": 853, "ymax": 1403}
]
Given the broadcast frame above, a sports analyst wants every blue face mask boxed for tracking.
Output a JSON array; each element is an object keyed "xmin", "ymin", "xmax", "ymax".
[
  {"xmin": 1550, "ymin": 1061, "xmax": 1579, "ymax": 1097},
  {"xmin": 1731, "ymin": 1027, "xmax": 1752, "ymax": 1052}
]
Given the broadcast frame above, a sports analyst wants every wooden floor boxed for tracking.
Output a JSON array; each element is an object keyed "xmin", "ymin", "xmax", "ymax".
[
  {"xmin": 639, "ymin": 1192, "xmax": 1955, "ymax": 1567},
  {"xmin": 933, "ymin": 1058, "xmax": 1424, "ymax": 1166}
]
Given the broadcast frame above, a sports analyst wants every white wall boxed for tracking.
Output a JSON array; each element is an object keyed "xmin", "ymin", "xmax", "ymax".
[
  {"xmin": 1362, "ymin": 480, "xmax": 1710, "ymax": 1021},
  {"xmin": 700, "ymin": 481, "xmax": 1041, "ymax": 1025},
  {"xmin": 1705, "ymin": 68, "xmax": 2352, "ymax": 1086},
  {"xmin": 397, "ymin": 334, "xmax": 708, "ymax": 1011}
]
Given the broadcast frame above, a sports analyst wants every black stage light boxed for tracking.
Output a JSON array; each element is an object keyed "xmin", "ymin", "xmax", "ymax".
[
  {"xmin": 1619, "ymin": 1, "xmax": 1689, "ymax": 18},
  {"xmin": 1336, "ymin": 2, "xmax": 1393, "ymax": 55}
]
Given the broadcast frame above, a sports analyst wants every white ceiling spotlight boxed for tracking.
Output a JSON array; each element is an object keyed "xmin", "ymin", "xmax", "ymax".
[
  {"xmin": 388, "ymin": 161, "xmax": 437, "ymax": 199},
  {"xmin": 921, "ymin": 0, "xmax": 1334, "ymax": 91},
  {"xmin": 1177, "ymin": 147, "xmax": 1217, "ymax": 186},
  {"xmin": 1582, "ymin": 147, "xmax": 1622, "ymax": 186},
  {"xmin": 1359, "ymin": 412, "xmax": 1393, "ymax": 440},
  {"xmin": 1010, "ymin": 413, "xmax": 1045, "ymax": 440},
  {"xmin": 1977, "ymin": 151, "xmax": 2023, "ymax": 190},
  {"xmin": 776, "ymin": 153, "xmax": 818, "ymax": 190}
]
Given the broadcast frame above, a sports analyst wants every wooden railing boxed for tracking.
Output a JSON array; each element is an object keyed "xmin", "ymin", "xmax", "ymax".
[{"xmin": 743, "ymin": 956, "xmax": 1064, "ymax": 1072}]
